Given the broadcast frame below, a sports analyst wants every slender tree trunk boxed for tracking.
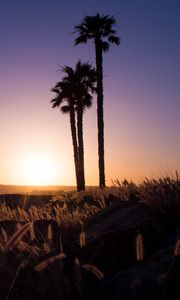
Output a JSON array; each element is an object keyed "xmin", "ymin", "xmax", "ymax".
[
  {"xmin": 77, "ymin": 100, "xmax": 85, "ymax": 191},
  {"xmin": 95, "ymin": 40, "xmax": 105, "ymax": 188},
  {"xmin": 69, "ymin": 102, "xmax": 81, "ymax": 191}
]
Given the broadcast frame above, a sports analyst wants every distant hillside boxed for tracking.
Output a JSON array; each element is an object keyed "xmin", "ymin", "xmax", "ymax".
[{"xmin": 0, "ymin": 185, "xmax": 76, "ymax": 195}]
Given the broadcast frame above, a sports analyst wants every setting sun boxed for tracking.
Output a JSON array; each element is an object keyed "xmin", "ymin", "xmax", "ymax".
[{"xmin": 20, "ymin": 154, "xmax": 59, "ymax": 186}]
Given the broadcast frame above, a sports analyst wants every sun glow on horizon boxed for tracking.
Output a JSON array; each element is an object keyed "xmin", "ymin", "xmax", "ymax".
[{"xmin": 20, "ymin": 154, "xmax": 59, "ymax": 186}]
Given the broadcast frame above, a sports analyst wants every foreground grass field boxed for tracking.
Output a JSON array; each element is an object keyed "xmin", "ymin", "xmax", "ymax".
[{"xmin": 0, "ymin": 176, "xmax": 180, "ymax": 299}]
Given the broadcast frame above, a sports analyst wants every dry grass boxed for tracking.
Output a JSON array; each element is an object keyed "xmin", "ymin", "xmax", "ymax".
[
  {"xmin": 1, "ymin": 175, "xmax": 179, "ymax": 226},
  {"xmin": 0, "ymin": 174, "xmax": 179, "ymax": 299}
]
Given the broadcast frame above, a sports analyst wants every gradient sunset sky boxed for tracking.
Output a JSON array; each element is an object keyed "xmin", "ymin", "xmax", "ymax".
[{"xmin": 0, "ymin": 0, "xmax": 179, "ymax": 186}]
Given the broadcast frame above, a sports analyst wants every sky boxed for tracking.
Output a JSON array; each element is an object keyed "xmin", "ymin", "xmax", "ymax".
[{"xmin": 0, "ymin": 0, "xmax": 179, "ymax": 186}]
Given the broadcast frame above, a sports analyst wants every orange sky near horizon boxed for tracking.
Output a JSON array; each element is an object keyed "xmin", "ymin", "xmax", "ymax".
[{"xmin": 0, "ymin": 98, "xmax": 179, "ymax": 186}]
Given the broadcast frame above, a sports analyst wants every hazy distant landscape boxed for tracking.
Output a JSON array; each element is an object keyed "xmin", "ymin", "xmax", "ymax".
[{"xmin": 0, "ymin": 185, "xmax": 76, "ymax": 195}]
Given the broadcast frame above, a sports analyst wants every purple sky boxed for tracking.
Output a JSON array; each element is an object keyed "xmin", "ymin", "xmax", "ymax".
[{"xmin": 0, "ymin": 0, "xmax": 179, "ymax": 185}]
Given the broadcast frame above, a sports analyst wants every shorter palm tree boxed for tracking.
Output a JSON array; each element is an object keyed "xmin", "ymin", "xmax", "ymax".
[
  {"xmin": 51, "ymin": 61, "xmax": 96, "ymax": 191},
  {"xmin": 51, "ymin": 74, "xmax": 80, "ymax": 190}
]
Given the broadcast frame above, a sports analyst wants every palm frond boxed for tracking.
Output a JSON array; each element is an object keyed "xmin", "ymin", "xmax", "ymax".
[
  {"xmin": 61, "ymin": 105, "xmax": 70, "ymax": 114},
  {"xmin": 101, "ymin": 41, "xmax": 110, "ymax": 52},
  {"xmin": 74, "ymin": 34, "xmax": 89, "ymax": 45},
  {"xmin": 108, "ymin": 35, "xmax": 120, "ymax": 45}
]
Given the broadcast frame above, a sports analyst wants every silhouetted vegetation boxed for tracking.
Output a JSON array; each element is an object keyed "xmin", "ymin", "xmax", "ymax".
[
  {"xmin": 51, "ymin": 13, "xmax": 120, "ymax": 191},
  {"xmin": 51, "ymin": 61, "xmax": 96, "ymax": 191},
  {"xmin": 74, "ymin": 13, "xmax": 120, "ymax": 188},
  {"xmin": 0, "ymin": 176, "xmax": 180, "ymax": 299}
]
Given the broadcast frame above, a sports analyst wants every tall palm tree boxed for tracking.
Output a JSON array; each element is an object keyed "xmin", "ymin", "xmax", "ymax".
[
  {"xmin": 74, "ymin": 13, "xmax": 120, "ymax": 188},
  {"xmin": 51, "ymin": 61, "xmax": 96, "ymax": 191}
]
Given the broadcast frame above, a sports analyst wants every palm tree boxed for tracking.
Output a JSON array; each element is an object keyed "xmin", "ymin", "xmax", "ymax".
[
  {"xmin": 74, "ymin": 13, "xmax": 120, "ymax": 188},
  {"xmin": 51, "ymin": 61, "xmax": 96, "ymax": 191},
  {"xmin": 74, "ymin": 61, "xmax": 96, "ymax": 190},
  {"xmin": 51, "ymin": 72, "xmax": 80, "ymax": 190}
]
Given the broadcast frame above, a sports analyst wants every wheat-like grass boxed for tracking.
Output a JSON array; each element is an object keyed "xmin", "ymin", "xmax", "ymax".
[
  {"xmin": 29, "ymin": 223, "xmax": 35, "ymax": 241},
  {"xmin": 30, "ymin": 245, "xmax": 42, "ymax": 257},
  {"xmin": 28, "ymin": 206, "xmax": 40, "ymax": 221},
  {"xmin": 47, "ymin": 224, "xmax": 53, "ymax": 241},
  {"xmin": 0, "ymin": 241, "xmax": 5, "ymax": 251},
  {"xmin": 35, "ymin": 253, "xmax": 66, "ymax": 272},
  {"xmin": 43, "ymin": 242, "xmax": 51, "ymax": 254},
  {"xmin": 80, "ymin": 231, "xmax": 86, "ymax": 248},
  {"xmin": 82, "ymin": 264, "xmax": 104, "ymax": 279},
  {"xmin": 16, "ymin": 241, "xmax": 31, "ymax": 252},
  {"xmin": 17, "ymin": 207, "xmax": 29, "ymax": 221},
  {"xmin": 16, "ymin": 222, "xmax": 22, "ymax": 231},
  {"xmin": 174, "ymin": 239, "xmax": 180, "ymax": 256},
  {"xmin": 4, "ymin": 222, "xmax": 32, "ymax": 252},
  {"xmin": 79, "ymin": 222, "xmax": 86, "ymax": 248},
  {"xmin": 136, "ymin": 233, "xmax": 144, "ymax": 261},
  {"xmin": 1, "ymin": 227, "xmax": 8, "ymax": 243}
]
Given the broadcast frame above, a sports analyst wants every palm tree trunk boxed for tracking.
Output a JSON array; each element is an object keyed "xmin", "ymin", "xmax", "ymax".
[
  {"xmin": 95, "ymin": 40, "xmax": 106, "ymax": 188},
  {"xmin": 69, "ymin": 102, "xmax": 81, "ymax": 191},
  {"xmin": 77, "ymin": 101, "xmax": 85, "ymax": 191}
]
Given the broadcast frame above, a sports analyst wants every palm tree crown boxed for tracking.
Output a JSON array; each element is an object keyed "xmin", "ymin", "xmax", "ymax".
[
  {"xmin": 74, "ymin": 13, "xmax": 120, "ymax": 51},
  {"xmin": 51, "ymin": 61, "xmax": 96, "ymax": 112}
]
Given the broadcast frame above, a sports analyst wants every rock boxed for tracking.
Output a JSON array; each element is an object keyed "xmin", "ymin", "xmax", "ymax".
[
  {"xmin": 166, "ymin": 255, "xmax": 180, "ymax": 300},
  {"xmin": 86, "ymin": 228, "xmax": 180, "ymax": 300},
  {"xmin": 81, "ymin": 201, "xmax": 166, "ymax": 275}
]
